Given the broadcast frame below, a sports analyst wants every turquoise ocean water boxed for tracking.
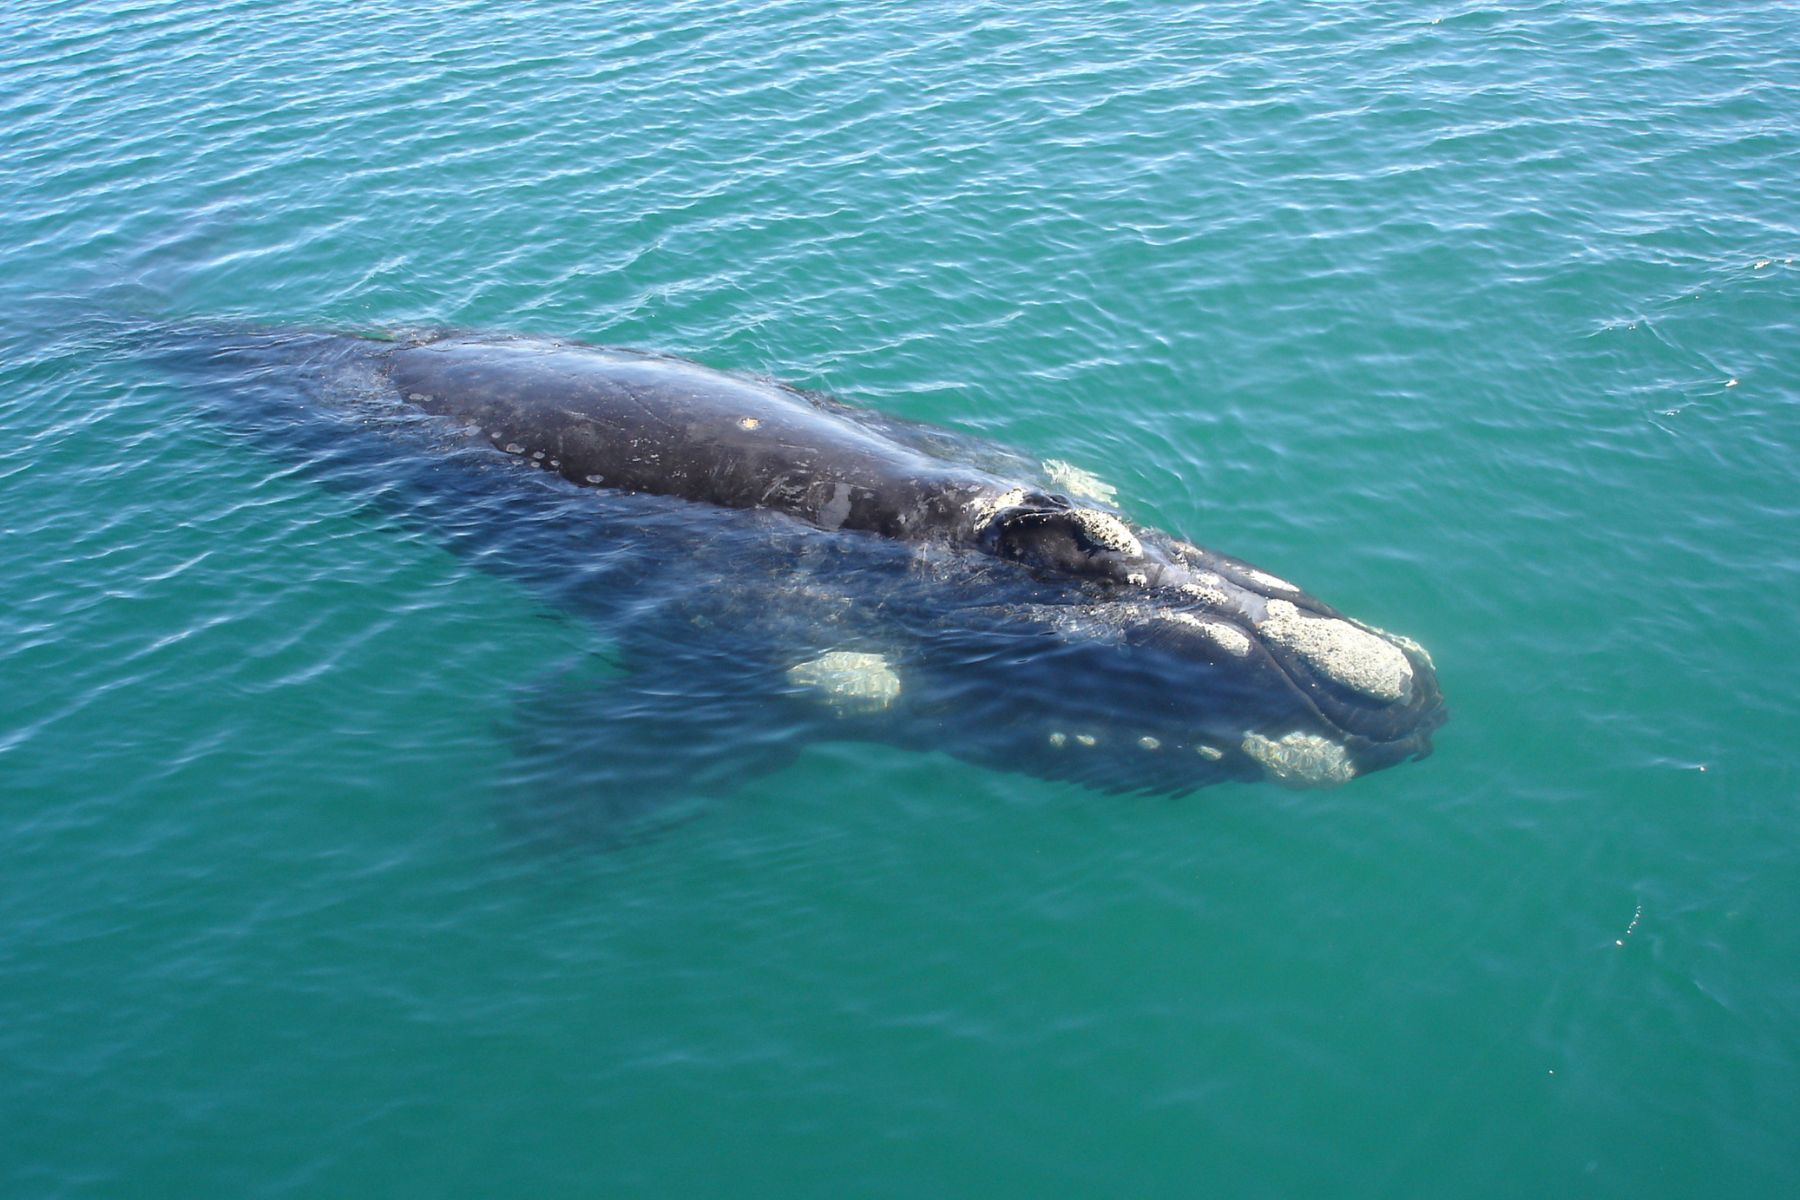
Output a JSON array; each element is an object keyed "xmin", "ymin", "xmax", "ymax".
[{"xmin": 3, "ymin": 2, "xmax": 1797, "ymax": 1196}]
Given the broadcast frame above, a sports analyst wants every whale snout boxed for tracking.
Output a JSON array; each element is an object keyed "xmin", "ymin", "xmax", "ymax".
[
  {"xmin": 958, "ymin": 490, "xmax": 1448, "ymax": 791},
  {"xmin": 1114, "ymin": 563, "xmax": 1445, "ymax": 789}
]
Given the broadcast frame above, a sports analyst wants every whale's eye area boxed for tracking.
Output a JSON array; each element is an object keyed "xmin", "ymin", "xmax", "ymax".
[{"xmin": 987, "ymin": 506, "xmax": 1126, "ymax": 577}]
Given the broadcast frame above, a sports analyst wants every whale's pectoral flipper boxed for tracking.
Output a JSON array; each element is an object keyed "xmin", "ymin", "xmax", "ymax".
[
  {"xmin": 784, "ymin": 650, "xmax": 903, "ymax": 715},
  {"xmin": 495, "ymin": 662, "xmax": 812, "ymax": 848}
]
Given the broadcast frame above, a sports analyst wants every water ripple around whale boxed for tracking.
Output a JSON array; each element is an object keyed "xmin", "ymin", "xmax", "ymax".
[{"xmin": 3, "ymin": 0, "xmax": 1799, "ymax": 1194}]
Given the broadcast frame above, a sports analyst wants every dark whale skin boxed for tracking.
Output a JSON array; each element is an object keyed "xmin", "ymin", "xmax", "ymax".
[
  {"xmin": 187, "ymin": 326, "xmax": 1446, "ymax": 800},
  {"xmin": 388, "ymin": 336, "xmax": 999, "ymax": 543}
]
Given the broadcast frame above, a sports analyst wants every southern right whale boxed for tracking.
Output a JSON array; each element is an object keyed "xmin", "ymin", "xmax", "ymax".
[{"xmin": 177, "ymin": 326, "xmax": 1445, "ymax": 819}]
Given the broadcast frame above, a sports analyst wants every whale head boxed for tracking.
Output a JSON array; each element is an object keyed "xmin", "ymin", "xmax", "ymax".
[{"xmin": 946, "ymin": 491, "xmax": 1446, "ymax": 792}]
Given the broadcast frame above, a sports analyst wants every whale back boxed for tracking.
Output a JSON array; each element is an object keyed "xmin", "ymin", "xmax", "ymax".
[{"xmin": 387, "ymin": 335, "xmax": 994, "ymax": 540}]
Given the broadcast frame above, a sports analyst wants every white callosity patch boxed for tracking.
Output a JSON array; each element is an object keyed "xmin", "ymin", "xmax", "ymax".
[
  {"xmin": 967, "ymin": 486, "xmax": 1027, "ymax": 531},
  {"xmin": 1351, "ymin": 621, "xmax": 1436, "ymax": 670},
  {"xmin": 1242, "ymin": 568, "xmax": 1297, "ymax": 594},
  {"xmin": 1042, "ymin": 458, "xmax": 1119, "ymax": 503},
  {"xmin": 1137, "ymin": 736, "xmax": 1161, "ymax": 750},
  {"xmin": 1178, "ymin": 570, "xmax": 1230, "ymax": 608},
  {"xmin": 1257, "ymin": 599, "xmax": 1415, "ymax": 704},
  {"xmin": 1241, "ymin": 731, "xmax": 1357, "ymax": 787},
  {"xmin": 785, "ymin": 651, "xmax": 901, "ymax": 714},
  {"xmin": 1157, "ymin": 611, "xmax": 1253, "ymax": 657},
  {"xmin": 1070, "ymin": 509, "xmax": 1142, "ymax": 557}
]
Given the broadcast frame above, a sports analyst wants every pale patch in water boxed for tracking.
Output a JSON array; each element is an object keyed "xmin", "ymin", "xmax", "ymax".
[
  {"xmin": 785, "ymin": 650, "xmax": 901, "ymax": 714},
  {"xmin": 1258, "ymin": 599, "xmax": 1414, "ymax": 704},
  {"xmin": 1042, "ymin": 458, "xmax": 1119, "ymax": 503},
  {"xmin": 1137, "ymin": 736, "xmax": 1161, "ymax": 750},
  {"xmin": 1391, "ymin": 633, "xmax": 1433, "ymax": 669},
  {"xmin": 1070, "ymin": 509, "xmax": 1141, "ymax": 556},
  {"xmin": 1074, "ymin": 733, "xmax": 1098, "ymax": 747},
  {"xmin": 1196, "ymin": 744, "xmax": 1224, "ymax": 761},
  {"xmin": 1049, "ymin": 731, "xmax": 1068, "ymax": 748},
  {"xmin": 1241, "ymin": 731, "xmax": 1356, "ymax": 787}
]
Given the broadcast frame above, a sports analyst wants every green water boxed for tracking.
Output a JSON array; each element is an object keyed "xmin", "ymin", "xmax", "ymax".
[{"xmin": 3, "ymin": 1, "xmax": 1797, "ymax": 1196}]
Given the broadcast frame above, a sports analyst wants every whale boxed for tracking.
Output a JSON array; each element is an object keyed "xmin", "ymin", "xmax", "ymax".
[{"xmin": 174, "ymin": 326, "xmax": 1445, "ymax": 827}]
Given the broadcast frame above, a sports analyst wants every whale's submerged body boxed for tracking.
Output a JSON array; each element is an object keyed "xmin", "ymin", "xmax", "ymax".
[{"xmin": 186, "ymin": 327, "xmax": 1444, "ymax": 821}]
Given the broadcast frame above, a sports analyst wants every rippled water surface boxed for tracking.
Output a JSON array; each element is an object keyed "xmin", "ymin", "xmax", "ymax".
[{"xmin": 4, "ymin": 2, "xmax": 1797, "ymax": 1196}]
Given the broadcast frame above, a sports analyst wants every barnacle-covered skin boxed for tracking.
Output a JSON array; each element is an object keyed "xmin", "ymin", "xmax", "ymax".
[{"xmin": 214, "ymin": 329, "xmax": 1446, "ymax": 794}]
